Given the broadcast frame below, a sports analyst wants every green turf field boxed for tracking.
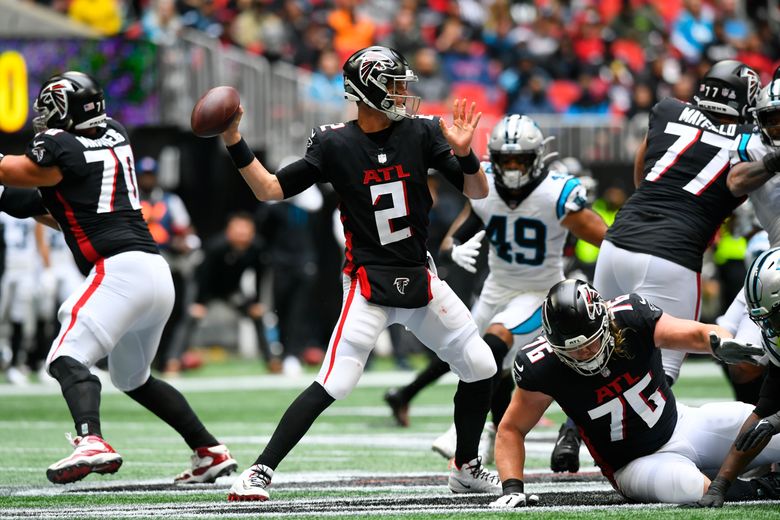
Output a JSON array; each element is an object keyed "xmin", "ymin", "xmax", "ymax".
[{"xmin": 1, "ymin": 356, "xmax": 779, "ymax": 519}]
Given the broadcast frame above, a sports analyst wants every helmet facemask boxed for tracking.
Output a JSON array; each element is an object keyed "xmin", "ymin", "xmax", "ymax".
[{"xmin": 491, "ymin": 150, "xmax": 541, "ymax": 189}]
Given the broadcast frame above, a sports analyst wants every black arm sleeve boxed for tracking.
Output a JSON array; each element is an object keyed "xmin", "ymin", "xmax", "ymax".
[
  {"xmin": 276, "ymin": 158, "xmax": 320, "ymax": 198},
  {"xmin": 754, "ymin": 363, "xmax": 780, "ymax": 418},
  {"xmin": 430, "ymin": 152, "xmax": 465, "ymax": 193},
  {"xmin": 0, "ymin": 187, "xmax": 48, "ymax": 218},
  {"xmin": 451, "ymin": 208, "xmax": 485, "ymax": 244}
]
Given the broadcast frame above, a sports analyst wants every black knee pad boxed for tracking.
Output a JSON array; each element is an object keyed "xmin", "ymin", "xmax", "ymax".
[{"xmin": 49, "ymin": 356, "xmax": 101, "ymax": 392}]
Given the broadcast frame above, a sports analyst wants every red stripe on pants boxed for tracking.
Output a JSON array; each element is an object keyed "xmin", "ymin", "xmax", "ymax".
[
  {"xmin": 47, "ymin": 259, "xmax": 106, "ymax": 363},
  {"xmin": 323, "ymin": 277, "xmax": 357, "ymax": 385}
]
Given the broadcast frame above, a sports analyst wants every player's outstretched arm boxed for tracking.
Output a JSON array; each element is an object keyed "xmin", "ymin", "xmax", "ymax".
[
  {"xmin": 561, "ymin": 208, "xmax": 607, "ymax": 247},
  {"xmin": 0, "ymin": 154, "xmax": 62, "ymax": 187},
  {"xmin": 490, "ymin": 388, "xmax": 551, "ymax": 508},
  {"xmin": 727, "ymin": 150, "xmax": 780, "ymax": 197},
  {"xmin": 653, "ymin": 315, "xmax": 763, "ymax": 364},
  {"xmin": 439, "ymin": 99, "xmax": 488, "ymax": 199},
  {"xmin": 220, "ymin": 106, "xmax": 284, "ymax": 202}
]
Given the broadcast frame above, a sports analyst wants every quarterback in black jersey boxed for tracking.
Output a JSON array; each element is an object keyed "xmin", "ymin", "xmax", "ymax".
[
  {"xmin": 489, "ymin": 279, "xmax": 777, "ymax": 507},
  {"xmin": 0, "ymin": 72, "xmax": 237, "ymax": 485},
  {"xmin": 224, "ymin": 46, "xmax": 504, "ymax": 501},
  {"xmin": 594, "ymin": 60, "xmax": 761, "ymax": 384}
]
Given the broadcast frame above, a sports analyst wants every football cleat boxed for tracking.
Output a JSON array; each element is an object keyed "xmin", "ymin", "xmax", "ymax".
[
  {"xmin": 478, "ymin": 422, "xmax": 497, "ymax": 465},
  {"xmin": 174, "ymin": 444, "xmax": 238, "ymax": 484},
  {"xmin": 448, "ymin": 456, "xmax": 501, "ymax": 494},
  {"xmin": 46, "ymin": 433, "xmax": 122, "ymax": 484},
  {"xmin": 752, "ymin": 471, "xmax": 780, "ymax": 499},
  {"xmin": 551, "ymin": 423, "xmax": 581, "ymax": 473},
  {"xmin": 383, "ymin": 388, "xmax": 410, "ymax": 427},
  {"xmin": 432, "ymin": 423, "xmax": 457, "ymax": 460},
  {"xmin": 227, "ymin": 464, "xmax": 273, "ymax": 502}
]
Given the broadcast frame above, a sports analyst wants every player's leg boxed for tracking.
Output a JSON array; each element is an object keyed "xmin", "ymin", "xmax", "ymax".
[
  {"xmin": 405, "ymin": 275, "xmax": 500, "ymax": 494},
  {"xmin": 229, "ymin": 276, "xmax": 389, "ymax": 501},
  {"xmin": 614, "ymin": 451, "xmax": 708, "ymax": 503},
  {"xmin": 385, "ymin": 354, "xmax": 449, "ymax": 427}
]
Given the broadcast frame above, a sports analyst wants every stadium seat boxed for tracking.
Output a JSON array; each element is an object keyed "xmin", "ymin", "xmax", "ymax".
[
  {"xmin": 547, "ymin": 80, "xmax": 582, "ymax": 113},
  {"xmin": 612, "ymin": 39, "xmax": 645, "ymax": 73},
  {"xmin": 450, "ymin": 82, "xmax": 506, "ymax": 116}
]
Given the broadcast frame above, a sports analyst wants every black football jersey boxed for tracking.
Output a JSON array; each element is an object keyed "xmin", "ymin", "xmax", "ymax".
[
  {"xmin": 25, "ymin": 119, "xmax": 158, "ymax": 275},
  {"xmin": 606, "ymin": 98, "xmax": 748, "ymax": 272},
  {"xmin": 302, "ymin": 116, "xmax": 462, "ymax": 273},
  {"xmin": 513, "ymin": 294, "xmax": 674, "ymax": 479}
]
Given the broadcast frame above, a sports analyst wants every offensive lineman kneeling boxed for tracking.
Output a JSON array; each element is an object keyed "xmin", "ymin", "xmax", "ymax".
[{"xmin": 490, "ymin": 279, "xmax": 780, "ymax": 507}]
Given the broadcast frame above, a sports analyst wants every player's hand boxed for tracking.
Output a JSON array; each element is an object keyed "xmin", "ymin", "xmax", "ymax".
[
  {"xmin": 221, "ymin": 105, "xmax": 244, "ymax": 146},
  {"xmin": 489, "ymin": 492, "xmax": 540, "ymax": 508},
  {"xmin": 709, "ymin": 332, "xmax": 764, "ymax": 365},
  {"xmin": 439, "ymin": 98, "xmax": 482, "ymax": 156},
  {"xmin": 689, "ymin": 476, "xmax": 729, "ymax": 508},
  {"xmin": 735, "ymin": 413, "xmax": 780, "ymax": 452},
  {"xmin": 450, "ymin": 230, "xmax": 485, "ymax": 273}
]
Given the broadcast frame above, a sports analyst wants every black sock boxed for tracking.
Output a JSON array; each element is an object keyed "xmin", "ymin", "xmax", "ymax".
[
  {"xmin": 256, "ymin": 382, "xmax": 335, "ymax": 469},
  {"xmin": 125, "ymin": 376, "xmax": 217, "ymax": 450},
  {"xmin": 9, "ymin": 321, "xmax": 23, "ymax": 366},
  {"xmin": 483, "ymin": 333, "xmax": 509, "ymax": 370},
  {"xmin": 398, "ymin": 357, "xmax": 450, "ymax": 403},
  {"xmin": 49, "ymin": 356, "xmax": 102, "ymax": 437},
  {"xmin": 453, "ymin": 377, "xmax": 492, "ymax": 467},
  {"xmin": 491, "ymin": 374, "xmax": 514, "ymax": 427}
]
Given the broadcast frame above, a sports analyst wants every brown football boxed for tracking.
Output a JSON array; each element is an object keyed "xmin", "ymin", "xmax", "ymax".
[{"xmin": 190, "ymin": 86, "xmax": 240, "ymax": 138}]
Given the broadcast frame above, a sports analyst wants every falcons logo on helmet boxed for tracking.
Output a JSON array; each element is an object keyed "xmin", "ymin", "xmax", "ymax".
[
  {"xmin": 358, "ymin": 51, "xmax": 396, "ymax": 86},
  {"xmin": 742, "ymin": 67, "xmax": 761, "ymax": 106},
  {"xmin": 40, "ymin": 81, "xmax": 73, "ymax": 119}
]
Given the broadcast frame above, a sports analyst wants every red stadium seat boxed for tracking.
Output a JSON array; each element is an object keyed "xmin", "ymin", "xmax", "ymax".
[
  {"xmin": 450, "ymin": 82, "xmax": 506, "ymax": 116},
  {"xmin": 547, "ymin": 80, "xmax": 582, "ymax": 113},
  {"xmin": 612, "ymin": 39, "xmax": 646, "ymax": 72}
]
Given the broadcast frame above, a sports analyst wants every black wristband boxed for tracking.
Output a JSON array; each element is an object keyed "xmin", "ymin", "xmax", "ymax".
[
  {"xmin": 502, "ymin": 478, "xmax": 524, "ymax": 495},
  {"xmin": 226, "ymin": 138, "xmax": 255, "ymax": 169},
  {"xmin": 763, "ymin": 150, "xmax": 780, "ymax": 174},
  {"xmin": 456, "ymin": 150, "xmax": 480, "ymax": 175}
]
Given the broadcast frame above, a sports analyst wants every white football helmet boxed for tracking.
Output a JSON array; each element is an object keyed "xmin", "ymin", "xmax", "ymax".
[
  {"xmin": 744, "ymin": 247, "xmax": 780, "ymax": 366},
  {"xmin": 488, "ymin": 114, "xmax": 554, "ymax": 190},
  {"xmin": 754, "ymin": 66, "xmax": 780, "ymax": 147}
]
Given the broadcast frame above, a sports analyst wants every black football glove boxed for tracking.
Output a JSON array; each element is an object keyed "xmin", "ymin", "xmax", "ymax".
[
  {"xmin": 692, "ymin": 476, "xmax": 730, "ymax": 508},
  {"xmin": 763, "ymin": 149, "xmax": 780, "ymax": 174},
  {"xmin": 709, "ymin": 332, "xmax": 764, "ymax": 365},
  {"xmin": 735, "ymin": 413, "xmax": 780, "ymax": 452}
]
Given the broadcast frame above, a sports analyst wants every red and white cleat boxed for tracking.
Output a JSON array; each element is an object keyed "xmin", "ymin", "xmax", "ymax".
[
  {"xmin": 174, "ymin": 444, "xmax": 238, "ymax": 484},
  {"xmin": 46, "ymin": 433, "xmax": 122, "ymax": 484},
  {"xmin": 227, "ymin": 464, "xmax": 273, "ymax": 502}
]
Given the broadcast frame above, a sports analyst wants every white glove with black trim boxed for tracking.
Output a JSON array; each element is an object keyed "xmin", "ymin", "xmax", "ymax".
[
  {"xmin": 450, "ymin": 230, "xmax": 485, "ymax": 274},
  {"xmin": 488, "ymin": 478, "xmax": 539, "ymax": 508},
  {"xmin": 709, "ymin": 332, "xmax": 764, "ymax": 365}
]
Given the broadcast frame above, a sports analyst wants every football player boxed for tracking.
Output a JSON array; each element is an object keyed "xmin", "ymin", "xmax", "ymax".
[
  {"xmin": 490, "ymin": 279, "xmax": 777, "ymax": 507},
  {"xmin": 223, "ymin": 45, "xmax": 504, "ymax": 501},
  {"xmin": 0, "ymin": 71, "xmax": 237, "ymax": 484},
  {"xmin": 423, "ymin": 115, "xmax": 606, "ymax": 469},
  {"xmin": 594, "ymin": 60, "xmax": 761, "ymax": 385}
]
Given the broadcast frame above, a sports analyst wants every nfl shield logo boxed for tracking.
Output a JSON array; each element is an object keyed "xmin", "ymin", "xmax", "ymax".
[{"xmin": 378, "ymin": 153, "xmax": 387, "ymax": 164}]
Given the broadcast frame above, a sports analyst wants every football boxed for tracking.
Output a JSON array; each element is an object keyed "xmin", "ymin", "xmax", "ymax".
[{"xmin": 190, "ymin": 86, "xmax": 240, "ymax": 138}]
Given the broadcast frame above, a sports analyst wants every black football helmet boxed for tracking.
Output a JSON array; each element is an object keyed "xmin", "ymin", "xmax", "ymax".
[
  {"xmin": 33, "ymin": 71, "xmax": 106, "ymax": 133},
  {"xmin": 542, "ymin": 279, "xmax": 614, "ymax": 376},
  {"xmin": 343, "ymin": 46, "xmax": 420, "ymax": 121},
  {"xmin": 694, "ymin": 60, "xmax": 760, "ymax": 123}
]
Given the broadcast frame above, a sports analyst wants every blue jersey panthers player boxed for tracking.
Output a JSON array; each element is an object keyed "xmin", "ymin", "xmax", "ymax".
[
  {"xmin": 490, "ymin": 279, "xmax": 774, "ymax": 508},
  {"xmin": 430, "ymin": 115, "xmax": 606, "ymax": 468}
]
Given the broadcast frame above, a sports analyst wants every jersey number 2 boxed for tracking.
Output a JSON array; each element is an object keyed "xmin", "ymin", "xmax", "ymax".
[
  {"xmin": 645, "ymin": 122, "xmax": 733, "ymax": 195},
  {"xmin": 83, "ymin": 145, "xmax": 141, "ymax": 213},
  {"xmin": 371, "ymin": 181, "xmax": 411, "ymax": 246}
]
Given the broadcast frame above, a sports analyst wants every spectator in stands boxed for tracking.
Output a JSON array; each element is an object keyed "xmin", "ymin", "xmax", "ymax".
[
  {"xmin": 379, "ymin": 7, "xmax": 426, "ymax": 61},
  {"xmin": 566, "ymin": 73, "xmax": 610, "ymax": 115},
  {"xmin": 231, "ymin": 0, "xmax": 287, "ymax": 58},
  {"xmin": 306, "ymin": 50, "xmax": 346, "ymax": 110},
  {"xmin": 508, "ymin": 74, "xmax": 556, "ymax": 115},
  {"xmin": 498, "ymin": 49, "xmax": 550, "ymax": 110},
  {"xmin": 671, "ymin": 0, "xmax": 716, "ymax": 63},
  {"xmin": 328, "ymin": 0, "xmax": 376, "ymax": 62},
  {"xmin": 172, "ymin": 212, "xmax": 279, "ymax": 375},
  {"xmin": 408, "ymin": 48, "xmax": 450, "ymax": 104},
  {"xmin": 68, "ymin": 0, "xmax": 123, "ymax": 35},
  {"xmin": 141, "ymin": 0, "xmax": 182, "ymax": 45}
]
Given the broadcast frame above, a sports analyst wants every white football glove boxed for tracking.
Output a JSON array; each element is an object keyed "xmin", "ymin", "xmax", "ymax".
[
  {"xmin": 450, "ymin": 230, "xmax": 485, "ymax": 274},
  {"xmin": 709, "ymin": 332, "xmax": 765, "ymax": 365},
  {"xmin": 489, "ymin": 492, "xmax": 540, "ymax": 508}
]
